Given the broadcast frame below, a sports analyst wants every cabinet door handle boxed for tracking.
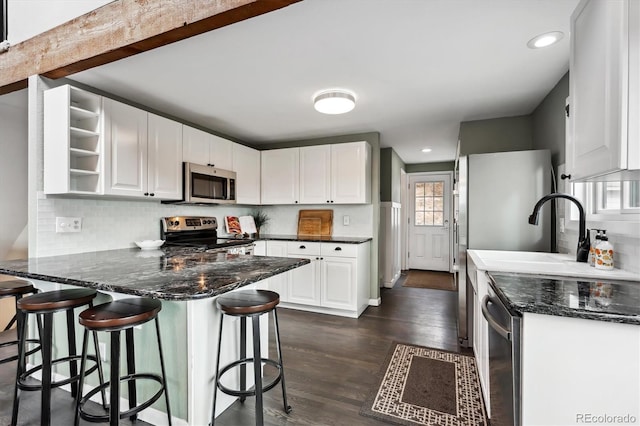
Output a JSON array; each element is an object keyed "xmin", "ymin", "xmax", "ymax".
[
  {"xmin": 334, "ymin": 247, "xmax": 342, "ymax": 251},
  {"xmin": 295, "ymin": 201, "xmax": 299, "ymax": 203},
  {"xmin": 144, "ymin": 192, "xmax": 149, "ymax": 196},
  {"xmin": 327, "ymin": 200, "xmax": 330, "ymax": 203},
  {"xmin": 299, "ymin": 245, "xmax": 306, "ymax": 249},
  {"xmin": 150, "ymin": 193, "xmax": 155, "ymax": 197}
]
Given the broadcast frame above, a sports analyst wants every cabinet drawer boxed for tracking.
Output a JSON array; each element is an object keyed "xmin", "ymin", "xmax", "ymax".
[
  {"xmin": 321, "ymin": 243, "xmax": 357, "ymax": 258},
  {"xmin": 287, "ymin": 241, "xmax": 321, "ymax": 256}
]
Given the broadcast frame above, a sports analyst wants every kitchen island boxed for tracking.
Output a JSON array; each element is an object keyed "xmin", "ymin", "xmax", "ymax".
[{"xmin": 0, "ymin": 247, "xmax": 309, "ymax": 426}]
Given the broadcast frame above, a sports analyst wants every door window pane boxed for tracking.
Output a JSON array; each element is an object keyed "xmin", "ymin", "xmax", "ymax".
[{"xmin": 415, "ymin": 180, "xmax": 444, "ymax": 226}]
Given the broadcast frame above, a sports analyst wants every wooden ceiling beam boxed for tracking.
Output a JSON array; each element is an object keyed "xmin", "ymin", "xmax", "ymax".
[{"xmin": 0, "ymin": 0, "xmax": 302, "ymax": 95}]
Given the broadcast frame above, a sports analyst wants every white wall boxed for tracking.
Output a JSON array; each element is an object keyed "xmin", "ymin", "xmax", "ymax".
[
  {"xmin": 0, "ymin": 89, "xmax": 28, "ymax": 260},
  {"xmin": 7, "ymin": 0, "xmax": 113, "ymax": 44}
]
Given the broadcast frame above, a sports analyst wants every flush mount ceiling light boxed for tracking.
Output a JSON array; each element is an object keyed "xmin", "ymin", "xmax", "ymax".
[
  {"xmin": 421, "ymin": 148, "xmax": 432, "ymax": 153},
  {"xmin": 527, "ymin": 31, "xmax": 564, "ymax": 49},
  {"xmin": 313, "ymin": 89, "xmax": 356, "ymax": 114}
]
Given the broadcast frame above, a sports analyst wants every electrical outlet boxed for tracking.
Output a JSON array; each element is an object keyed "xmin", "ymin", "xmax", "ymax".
[
  {"xmin": 98, "ymin": 342, "xmax": 107, "ymax": 362},
  {"xmin": 343, "ymin": 215, "xmax": 350, "ymax": 226},
  {"xmin": 55, "ymin": 217, "xmax": 82, "ymax": 233}
]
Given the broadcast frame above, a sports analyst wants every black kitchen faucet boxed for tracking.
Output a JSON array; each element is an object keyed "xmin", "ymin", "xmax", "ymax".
[{"xmin": 528, "ymin": 192, "xmax": 590, "ymax": 263}]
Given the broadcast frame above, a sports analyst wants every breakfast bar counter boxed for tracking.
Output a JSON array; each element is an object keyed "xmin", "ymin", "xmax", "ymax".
[
  {"xmin": 0, "ymin": 248, "xmax": 309, "ymax": 426},
  {"xmin": 0, "ymin": 247, "xmax": 309, "ymax": 300}
]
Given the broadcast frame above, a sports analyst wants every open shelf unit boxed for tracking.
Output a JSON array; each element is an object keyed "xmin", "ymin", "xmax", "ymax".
[{"xmin": 44, "ymin": 85, "xmax": 103, "ymax": 195}]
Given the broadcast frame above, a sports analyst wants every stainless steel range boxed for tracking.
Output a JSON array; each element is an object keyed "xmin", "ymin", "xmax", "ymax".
[{"xmin": 160, "ymin": 216, "xmax": 254, "ymax": 254}]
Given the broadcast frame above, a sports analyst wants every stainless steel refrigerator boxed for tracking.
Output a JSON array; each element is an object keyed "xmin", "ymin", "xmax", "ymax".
[{"xmin": 454, "ymin": 149, "xmax": 551, "ymax": 347}]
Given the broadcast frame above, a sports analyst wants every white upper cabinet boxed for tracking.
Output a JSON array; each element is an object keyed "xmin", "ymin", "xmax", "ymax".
[
  {"xmin": 232, "ymin": 143, "xmax": 261, "ymax": 205},
  {"xmin": 261, "ymin": 148, "xmax": 301, "ymax": 204},
  {"xmin": 183, "ymin": 125, "xmax": 233, "ymax": 170},
  {"xmin": 44, "ymin": 85, "xmax": 103, "ymax": 195},
  {"xmin": 103, "ymin": 98, "xmax": 182, "ymax": 200},
  {"xmin": 262, "ymin": 142, "xmax": 371, "ymax": 205},
  {"xmin": 147, "ymin": 114, "xmax": 184, "ymax": 200},
  {"xmin": 331, "ymin": 141, "xmax": 371, "ymax": 204},
  {"xmin": 103, "ymin": 98, "xmax": 148, "ymax": 197},
  {"xmin": 299, "ymin": 145, "xmax": 331, "ymax": 204},
  {"xmin": 568, "ymin": 0, "xmax": 640, "ymax": 180}
]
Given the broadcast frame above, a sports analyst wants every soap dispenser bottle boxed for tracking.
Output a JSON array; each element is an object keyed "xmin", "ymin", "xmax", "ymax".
[
  {"xmin": 595, "ymin": 230, "xmax": 614, "ymax": 270},
  {"xmin": 589, "ymin": 229, "xmax": 602, "ymax": 267}
]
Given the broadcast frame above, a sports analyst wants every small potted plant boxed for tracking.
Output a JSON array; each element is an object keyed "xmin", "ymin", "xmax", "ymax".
[{"xmin": 250, "ymin": 208, "xmax": 269, "ymax": 238}]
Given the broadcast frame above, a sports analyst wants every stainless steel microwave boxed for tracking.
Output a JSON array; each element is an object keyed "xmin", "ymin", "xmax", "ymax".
[{"xmin": 183, "ymin": 162, "xmax": 236, "ymax": 204}]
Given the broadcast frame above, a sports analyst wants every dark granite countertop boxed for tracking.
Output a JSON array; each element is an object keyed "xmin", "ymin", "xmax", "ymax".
[
  {"xmin": 488, "ymin": 271, "xmax": 640, "ymax": 325},
  {"xmin": 255, "ymin": 234, "xmax": 372, "ymax": 244},
  {"xmin": 0, "ymin": 247, "xmax": 309, "ymax": 301}
]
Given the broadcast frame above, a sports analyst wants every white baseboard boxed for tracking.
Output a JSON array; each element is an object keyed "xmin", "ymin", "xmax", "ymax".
[{"xmin": 368, "ymin": 298, "xmax": 381, "ymax": 306}]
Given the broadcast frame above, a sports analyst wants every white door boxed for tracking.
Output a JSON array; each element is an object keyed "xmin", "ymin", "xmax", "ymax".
[{"xmin": 408, "ymin": 173, "xmax": 451, "ymax": 271}]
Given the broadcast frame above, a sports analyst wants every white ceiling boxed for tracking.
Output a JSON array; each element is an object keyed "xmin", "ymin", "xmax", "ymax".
[{"xmin": 71, "ymin": 0, "xmax": 579, "ymax": 164}]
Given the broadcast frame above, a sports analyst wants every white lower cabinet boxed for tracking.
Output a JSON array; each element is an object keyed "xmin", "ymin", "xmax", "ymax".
[
  {"xmin": 265, "ymin": 241, "xmax": 289, "ymax": 301},
  {"xmin": 257, "ymin": 240, "xmax": 370, "ymax": 318},
  {"xmin": 468, "ymin": 256, "xmax": 491, "ymax": 417},
  {"xmin": 287, "ymin": 242, "xmax": 321, "ymax": 306},
  {"xmin": 320, "ymin": 256, "xmax": 356, "ymax": 310}
]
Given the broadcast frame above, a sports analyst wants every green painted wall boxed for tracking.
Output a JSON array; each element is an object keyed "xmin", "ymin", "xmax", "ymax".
[
  {"xmin": 380, "ymin": 147, "xmax": 406, "ymax": 203},
  {"xmin": 405, "ymin": 161, "xmax": 455, "ymax": 173},
  {"xmin": 458, "ymin": 115, "xmax": 533, "ymax": 156},
  {"xmin": 532, "ymin": 72, "xmax": 569, "ymax": 169}
]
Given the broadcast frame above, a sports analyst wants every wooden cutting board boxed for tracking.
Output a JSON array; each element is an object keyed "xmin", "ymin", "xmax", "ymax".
[{"xmin": 298, "ymin": 209, "xmax": 333, "ymax": 237}]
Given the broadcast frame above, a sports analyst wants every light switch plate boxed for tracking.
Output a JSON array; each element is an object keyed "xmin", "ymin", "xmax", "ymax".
[
  {"xmin": 343, "ymin": 215, "xmax": 350, "ymax": 226},
  {"xmin": 56, "ymin": 217, "xmax": 82, "ymax": 233}
]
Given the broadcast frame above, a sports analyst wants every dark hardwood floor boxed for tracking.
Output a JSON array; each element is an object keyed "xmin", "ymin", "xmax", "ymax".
[
  {"xmin": 0, "ymin": 273, "xmax": 465, "ymax": 425},
  {"xmin": 216, "ymin": 272, "xmax": 467, "ymax": 425}
]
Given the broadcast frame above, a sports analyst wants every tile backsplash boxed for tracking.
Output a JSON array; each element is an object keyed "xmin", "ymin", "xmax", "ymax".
[
  {"xmin": 35, "ymin": 196, "xmax": 373, "ymax": 257},
  {"xmin": 35, "ymin": 197, "xmax": 254, "ymax": 257}
]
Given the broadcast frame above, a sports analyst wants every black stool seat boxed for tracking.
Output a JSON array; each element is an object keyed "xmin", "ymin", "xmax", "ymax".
[
  {"xmin": 0, "ymin": 279, "xmax": 40, "ymax": 366},
  {"xmin": 17, "ymin": 288, "xmax": 97, "ymax": 313},
  {"xmin": 216, "ymin": 290, "xmax": 280, "ymax": 315},
  {"xmin": 0, "ymin": 280, "xmax": 35, "ymax": 297},
  {"xmin": 79, "ymin": 298, "xmax": 162, "ymax": 330},
  {"xmin": 211, "ymin": 289, "xmax": 290, "ymax": 426},
  {"xmin": 75, "ymin": 298, "xmax": 171, "ymax": 426},
  {"xmin": 12, "ymin": 288, "xmax": 105, "ymax": 426}
]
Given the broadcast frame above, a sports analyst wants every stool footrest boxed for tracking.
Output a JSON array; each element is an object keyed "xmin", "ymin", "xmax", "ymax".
[
  {"xmin": 217, "ymin": 357, "xmax": 283, "ymax": 398},
  {"xmin": 77, "ymin": 373, "xmax": 166, "ymax": 423},
  {"xmin": 0, "ymin": 338, "xmax": 40, "ymax": 365},
  {"xmin": 17, "ymin": 354, "xmax": 100, "ymax": 391}
]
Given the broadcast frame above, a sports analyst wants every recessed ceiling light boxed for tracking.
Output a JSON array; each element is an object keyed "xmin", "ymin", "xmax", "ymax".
[
  {"xmin": 527, "ymin": 31, "xmax": 564, "ymax": 49},
  {"xmin": 421, "ymin": 148, "xmax": 432, "ymax": 153},
  {"xmin": 313, "ymin": 89, "xmax": 356, "ymax": 114}
]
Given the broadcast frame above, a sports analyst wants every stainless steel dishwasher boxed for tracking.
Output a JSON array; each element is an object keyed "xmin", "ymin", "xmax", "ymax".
[{"xmin": 481, "ymin": 286, "xmax": 522, "ymax": 426}]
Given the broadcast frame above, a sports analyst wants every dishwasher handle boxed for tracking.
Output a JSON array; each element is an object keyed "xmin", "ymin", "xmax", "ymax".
[{"xmin": 481, "ymin": 295, "xmax": 512, "ymax": 341}]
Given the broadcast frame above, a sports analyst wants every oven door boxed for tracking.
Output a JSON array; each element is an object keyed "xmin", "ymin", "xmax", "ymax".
[{"xmin": 184, "ymin": 162, "xmax": 236, "ymax": 204}]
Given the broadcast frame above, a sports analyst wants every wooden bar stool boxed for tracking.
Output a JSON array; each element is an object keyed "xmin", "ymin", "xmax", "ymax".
[
  {"xmin": 75, "ymin": 297, "xmax": 172, "ymax": 426},
  {"xmin": 0, "ymin": 279, "xmax": 41, "ymax": 365},
  {"xmin": 12, "ymin": 288, "xmax": 106, "ymax": 426},
  {"xmin": 211, "ymin": 289, "xmax": 291, "ymax": 426}
]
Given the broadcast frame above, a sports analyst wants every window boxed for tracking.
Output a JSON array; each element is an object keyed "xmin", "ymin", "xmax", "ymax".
[
  {"xmin": 570, "ymin": 179, "xmax": 640, "ymax": 219},
  {"xmin": 414, "ymin": 181, "xmax": 444, "ymax": 226}
]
